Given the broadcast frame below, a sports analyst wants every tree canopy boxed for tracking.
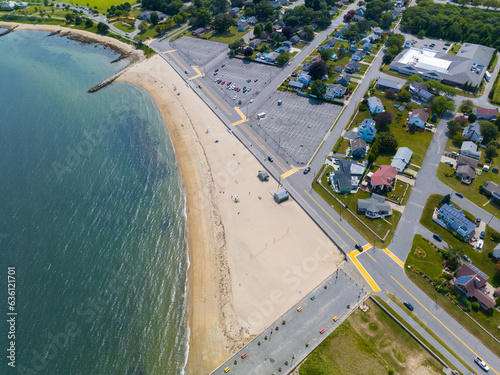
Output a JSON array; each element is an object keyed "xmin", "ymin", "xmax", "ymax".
[
  {"xmin": 213, "ymin": 13, "xmax": 234, "ymax": 33},
  {"xmin": 481, "ymin": 122, "xmax": 499, "ymax": 144},
  {"xmin": 308, "ymin": 61, "xmax": 328, "ymax": 80},
  {"xmin": 432, "ymin": 96, "xmax": 456, "ymax": 114},
  {"xmin": 311, "ymin": 80, "xmax": 327, "ymax": 98}
]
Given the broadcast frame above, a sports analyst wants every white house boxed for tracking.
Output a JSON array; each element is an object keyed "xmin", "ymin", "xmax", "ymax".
[
  {"xmin": 367, "ymin": 97, "xmax": 384, "ymax": 114},
  {"xmin": 391, "ymin": 147, "xmax": 413, "ymax": 172},
  {"xmin": 325, "ymin": 84, "xmax": 346, "ymax": 99},
  {"xmin": 357, "ymin": 118, "xmax": 377, "ymax": 142},
  {"xmin": 460, "ymin": 141, "xmax": 481, "ymax": 159}
]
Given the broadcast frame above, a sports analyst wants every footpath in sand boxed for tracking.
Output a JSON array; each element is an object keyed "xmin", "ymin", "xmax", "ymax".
[{"xmin": 119, "ymin": 55, "xmax": 345, "ymax": 374}]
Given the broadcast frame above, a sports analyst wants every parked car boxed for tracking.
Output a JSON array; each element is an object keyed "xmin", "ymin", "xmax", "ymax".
[
  {"xmin": 247, "ymin": 79, "xmax": 251, "ymax": 83},
  {"xmin": 476, "ymin": 217, "xmax": 482, "ymax": 225},
  {"xmin": 474, "ymin": 357, "xmax": 490, "ymax": 372},
  {"xmin": 304, "ymin": 167, "xmax": 311, "ymax": 174},
  {"xmin": 268, "ymin": 156, "xmax": 274, "ymax": 162},
  {"xmin": 477, "ymin": 240, "xmax": 484, "ymax": 250},
  {"xmin": 254, "ymin": 78, "xmax": 259, "ymax": 82},
  {"xmin": 433, "ymin": 233, "xmax": 442, "ymax": 242},
  {"xmin": 214, "ymin": 68, "xmax": 219, "ymax": 72},
  {"xmin": 403, "ymin": 301, "xmax": 414, "ymax": 311},
  {"xmin": 480, "ymin": 231, "xmax": 486, "ymax": 239},
  {"xmin": 278, "ymin": 100, "xmax": 283, "ymax": 106},
  {"xmin": 221, "ymin": 64, "xmax": 225, "ymax": 67},
  {"xmin": 463, "ymin": 254, "xmax": 471, "ymax": 262},
  {"xmin": 455, "ymin": 192, "xmax": 464, "ymax": 198},
  {"xmin": 221, "ymin": 81, "xmax": 225, "ymax": 85}
]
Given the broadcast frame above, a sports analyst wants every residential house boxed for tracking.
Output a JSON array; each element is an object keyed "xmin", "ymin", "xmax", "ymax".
[
  {"xmin": 191, "ymin": 27, "xmax": 207, "ymax": 36},
  {"xmin": 456, "ymin": 154, "xmax": 479, "ymax": 170},
  {"xmin": 352, "ymin": 50, "xmax": 365, "ymax": 61},
  {"xmin": 484, "ymin": 181, "xmax": 500, "ymax": 201},
  {"xmin": 269, "ymin": 0, "xmax": 281, "ymax": 8},
  {"xmin": 357, "ymin": 194, "xmax": 392, "ymax": 219},
  {"xmin": 356, "ymin": 5, "xmax": 366, "ymax": 16},
  {"xmin": 228, "ymin": 7, "xmax": 239, "ymax": 17},
  {"xmin": 367, "ymin": 96, "xmax": 384, "ymax": 114},
  {"xmin": 340, "ymin": 73, "xmax": 350, "ymax": 87},
  {"xmin": 456, "ymin": 164, "xmax": 476, "ymax": 184},
  {"xmin": 237, "ymin": 20, "xmax": 249, "ymax": 32},
  {"xmin": 329, "ymin": 6, "xmax": 339, "ymax": 15},
  {"xmin": 290, "ymin": 35, "xmax": 300, "ymax": 44},
  {"xmin": 265, "ymin": 52, "xmax": 280, "ymax": 62},
  {"xmin": 297, "ymin": 73, "xmax": 312, "ymax": 86},
  {"xmin": 376, "ymin": 78, "xmax": 402, "ymax": 93},
  {"xmin": 260, "ymin": 31, "xmax": 271, "ymax": 41},
  {"xmin": 372, "ymin": 27, "xmax": 384, "ymax": 36},
  {"xmin": 282, "ymin": 41, "xmax": 292, "ymax": 48},
  {"xmin": 279, "ymin": 0, "xmax": 288, "ymax": 6},
  {"xmin": 409, "ymin": 82, "xmax": 434, "ymax": 103},
  {"xmin": 325, "ymin": 84, "xmax": 346, "ymax": 99},
  {"xmin": 391, "ymin": 147, "xmax": 413, "ymax": 172},
  {"xmin": 460, "ymin": 141, "xmax": 481, "ymax": 159},
  {"xmin": 357, "ymin": 118, "xmax": 377, "ymax": 142},
  {"xmin": 277, "ymin": 45, "xmax": 290, "ymax": 54},
  {"xmin": 311, "ymin": 54, "xmax": 322, "ymax": 64},
  {"xmin": 288, "ymin": 80, "xmax": 305, "ymax": 91},
  {"xmin": 329, "ymin": 160, "xmax": 366, "ymax": 194},
  {"xmin": 345, "ymin": 61, "xmax": 361, "ymax": 74},
  {"xmin": 350, "ymin": 137, "xmax": 367, "ymax": 158},
  {"xmin": 369, "ymin": 165, "xmax": 398, "ymax": 191},
  {"xmin": 472, "ymin": 107, "xmax": 498, "ymax": 121},
  {"xmin": 334, "ymin": 66, "xmax": 343, "ymax": 73},
  {"xmin": 319, "ymin": 37, "xmax": 337, "ymax": 51},
  {"xmin": 353, "ymin": 15, "xmax": 365, "ymax": 22},
  {"xmin": 273, "ymin": 24, "xmax": 282, "ymax": 32},
  {"xmin": 454, "ymin": 263, "xmax": 496, "ymax": 310},
  {"xmin": 0, "ymin": 1, "xmax": 16, "ymax": 9},
  {"xmin": 408, "ymin": 108, "xmax": 429, "ymax": 129},
  {"xmin": 247, "ymin": 16, "xmax": 258, "ymax": 24},
  {"xmin": 249, "ymin": 39, "xmax": 262, "ymax": 48},
  {"xmin": 139, "ymin": 10, "xmax": 167, "ymax": 21},
  {"xmin": 363, "ymin": 42, "xmax": 373, "ymax": 51},
  {"xmin": 433, "ymin": 203, "xmax": 476, "ymax": 240},
  {"xmin": 462, "ymin": 121, "xmax": 483, "ymax": 143},
  {"xmin": 361, "ymin": 33, "xmax": 377, "ymax": 44}
]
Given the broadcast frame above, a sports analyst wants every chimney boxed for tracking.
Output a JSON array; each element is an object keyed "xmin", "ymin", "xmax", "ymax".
[{"xmin": 474, "ymin": 277, "xmax": 480, "ymax": 288}]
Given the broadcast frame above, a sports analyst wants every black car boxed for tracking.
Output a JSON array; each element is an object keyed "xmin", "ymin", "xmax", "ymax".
[
  {"xmin": 355, "ymin": 244, "xmax": 363, "ymax": 251},
  {"xmin": 433, "ymin": 233, "xmax": 442, "ymax": 242},
  {"xmin": 303, "ymin": 167, "xmax": 311, "ymax": 174},
  {"xmin": 268, "ymin": 156, "xmax": 274, "ymax": 162},
  {"xmin": 455, "ymin": 192, "xmax": 464, "ymax": 198},
  {"xmin": 403, "ymin": 301, "xmax": 414, "ymax": 311},
  {"xmin": 480, "ymin": 231, "xmax": 486, "ymax": 239}
]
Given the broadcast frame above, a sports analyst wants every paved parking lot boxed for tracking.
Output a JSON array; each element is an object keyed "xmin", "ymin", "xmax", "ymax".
[
  {"xmin": 171, "ymin": 36, "xmax": 229, "ymax": 66},
  {"xmin": 248, "ymin": 92, "xmax": 342, "ymax": 165},
  {"xmin": 402, "ymin": 34, "xmax": 451, "ymax": 52},
  {"xmin": 202, "ymin": 58, "xmax": 281, "ymax": 106}
]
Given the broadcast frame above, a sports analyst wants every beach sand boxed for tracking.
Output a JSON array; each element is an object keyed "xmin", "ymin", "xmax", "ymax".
[{"xmin": 118, "ymin": 56, "xmax": 345, "ymax": 374}]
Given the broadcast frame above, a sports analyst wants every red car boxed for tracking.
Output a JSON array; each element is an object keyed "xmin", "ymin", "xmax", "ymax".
[
  {"xmin": 241, "ymin": 353, "xmax": 247, "ymax": 359},
  {"xmin": 221, "ymin": 81, "xmax": 225, "ymax": 84},
  {"xmin": 319, "ymin": 329, "xmax": 325, "ymax": 334},
  {"xmin": 237, "ymin": 88, "xmax": 241, "ymax": 92},
  {"xmin": 254, "ymin": 79, "xmax": 259, "ymax": 82},
  {"xmin": 227, "ymin": 81, "xmax": 232, "ymax": 85}
]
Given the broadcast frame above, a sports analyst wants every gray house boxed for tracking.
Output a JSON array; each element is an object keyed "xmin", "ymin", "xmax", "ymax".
[
  {"xmin": 357, "ymin": 194, "xmax": 392, "ymax": 219},
  {"xmin": 462, "ymin": 121, "xmax": 483, "ymax": 143},
  {"xmin": 350, "ymin": 137, "xmax": 367, "ymax": 158},
  {"xmin": 484, "ymin": 181, "xmax": 500, "ymax": 201},
  {"xmin": 367, "ymin": 97, "xmax": 384, "ymax": 114}
]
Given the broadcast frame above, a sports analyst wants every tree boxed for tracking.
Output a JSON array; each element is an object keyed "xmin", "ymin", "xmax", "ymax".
[
  {"xmin": 282, "ymin": 26, "xmax": 293, "ymax": 39},
  {"xmin": 311, "ymin": 80, "xmax": 327, "ymax": 98},
  {"xmin": 468, "ymin": 113, "xmax": 477, "ymax": 123},
  {"xmin": 378, "ymin": 132, "xmax": 398, "ymax": 153},
  {"xmin": 431, "ymin": 96, "xmax": 456, "ymax": 114},
  {"xmin": 374, "ymin": 111, "xmax": 393, "ymax": 129},
  {"xmin": 253, "ymin": 23, "xmax": 263, "ymax": 37},
  {"xmin": 452, "ymin": 134, "xmax": 465, "ymax": 147},
  {"xmin": 380, "ymin": 12, "xmax": 392, "ymax": 29},
  {"xmin": 382, "ymin": 53, "xmax": 393, "ymax": 64},
  {"xmin": 75, "ymin": 15, "xmax": 82, "ymax": 25},
  {"xmin": 97, "ymin": 21, "xmax": 109, "ymax": 34},
  {"xmin": 481, "ymin": 122, "xmax": 499, "ymax": 144},
  {"xmin": 407, "ymin": 75, "xmax": 423, "ymax": 84},
  {"xmin": 255, "ymin": 2, "xmax": 276, "ymax": 22},
  {"xmin": 213, "ymin": 13, "xmax": 234, "ymax": 33},
  {"xmin": 211, "ymin": 0, "xmax": 229, "ymax": 15},
  {"xmin": 149, "ymin": 11, "xmax": 159, "ymax": 25},
  {"xmin": 196, "ymin": 8, "xmax": 212, "ymax": 26},
  {"xmin": 461, "ymin": 99, "xmax": 474, "ymax": 113},
  {"xmin": 486, "ymin": 145, "xmax": 498, "ymax": 160},
  {"xmin": 276, "ymin": 53, "xmax": 290, "ymax": 65},
  {"xmin": 496, "ymin": 260, "xmax": 500, "ymax": 277},
  {"xmin": 447, "ymin": 120, "xmax": 461, "ymax": 138},
  {"xmin": 439, "ymin": 194, "xmax": 451, "ymax": 206},
  {"xmin": 397, "ymin": 89, "xmax": 411, "ymax": 102},
  {"xmin": 264, "ymin": 21, "xmax": 273, "ymax": 33},
  {"xmin": 319, "ymin": 48, "xmax": 332, "ymax": 62},
  {"xmin": 228, "ymin": 38, "xmax": 244, "ymax": 51},
  {"xmin": 243, "ymin": 46, "xmax": 254, "ymax": 56},
  {"xmin": 308, "ymin": 61, "xmax": 328, "ymax": 80},
  {"xmin": 173, "ymin": 14, "xmax": 183, "ymax": 24},
  {"xmin": 385, "ymin": 88, "xmax": 396, "ymax": 99},
  {"xmin": 65, "ymin": 13, "xmax": 74, "ymax": 22},
  {"xmin": 303, "ymin": 25, "xmax": 315, "ymax": 41},
  {"xmin": 385, "ymin": 33, "xmax": 405, "ymax": 52},
  {"xmin": 85, "ymin": 18, "xmax": 93, "ymax": 27}
]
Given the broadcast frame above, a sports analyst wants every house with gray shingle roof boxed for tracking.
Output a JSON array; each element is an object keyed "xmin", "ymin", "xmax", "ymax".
[{"xmin": 357, "ymin": 193, "xmax": 392, "ymax": 219}]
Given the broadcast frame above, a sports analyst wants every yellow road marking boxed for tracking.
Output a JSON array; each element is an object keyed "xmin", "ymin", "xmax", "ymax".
[
  {"xmin": 365, "ymin": 251, "xmax": 377, "ymax": 262},
  {"xmin": 238, "ymin": 123, "xmax": 287, "ymax": 172},
  {"xmin": 348, "ymin": 251, "xmax": 381, "ymax": 292},
  {"xmin": 281, "ymin": 168, "xmax": 298, "ymax": 179},
  {"xmin": 188, "ymin": 66, "xmax": 204, "ymax": 80},
  {"xmin": 194, "ymin": 79, "xmax": 232, "ymax": 116},
  {"xmin": 384, "ymin": 248, "xmax": 404, "ymax": 268},
  {"xmin": 161, "ymin": 49, "xmax": 176, "ymax": 54},
  {"xmin": 391, "ymin": 276, "xmax": 499, "ymax": 375},
  {"xmin": 168, "ymin": 52, "xmax": 189, "ymax": 73},
  {"xmin": 232, "ymin": 107, "xmax": 247, "ymax": 125},
  {"xmin": 362, "ymin": 243, "xmax": 372, "ymax": 251},
  {"xmin": 144, "ymin": 38, "xmax": 156, "ymax": 46},
  {"xmin": 303, "ymin": 190, "xmax": 355, "ymax": 242}
]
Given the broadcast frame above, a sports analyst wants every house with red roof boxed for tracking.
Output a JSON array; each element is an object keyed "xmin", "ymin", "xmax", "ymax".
[
  {"xmin": 454, "ymin": 263, "xmax": 496, "ymax": 310},
  {"xmin": 368, "ymin": 165, "xmax": 398, "ymax": 191},
  {"xmin": 472, "ymin": 107, "xmax": 498, "ymax": 121}
]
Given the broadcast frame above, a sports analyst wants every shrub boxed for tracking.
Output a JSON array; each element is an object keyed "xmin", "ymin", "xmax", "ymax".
[
  {"xmin": 458, "ymin": 295, "xmax": 471, "ymax": 310},
  {"xmin": 442, "ymin": 272, "xmax": 454, "ymax": 280},
  {"xmin": 485, "ymin": 307, "xmax": 494, "ymax": 317},
  {"xmin": 471, "ymin": 301, "xmax": 480, "ymax": 312}
]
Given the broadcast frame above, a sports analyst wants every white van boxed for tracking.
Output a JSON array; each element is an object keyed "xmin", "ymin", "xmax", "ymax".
[{"xmin": 256, "ymin": 112, "xmax": 266, "ymax": 119}]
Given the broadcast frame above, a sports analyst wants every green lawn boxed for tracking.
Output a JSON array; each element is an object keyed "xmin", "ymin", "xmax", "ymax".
[
  {"xmin": 113, "ymin": 20, "xmax": 135, "ymax": 33},
  {"xmin": 419, "ymin": 194, "xmax": 500, "ymax": 286},
  {"xmin": 299, "ymin": 298, "xmax": 444, "ymax": 375},
  {"xmin": 63, "ymin": 0, "xmax": 130, "ymax": 13},
  {"xmin": 313, "ymin": 166, "xmax": 402, "ymax": 247},
  {"xmin": 364, "ymin": 54, "xmax": 375, "ymax": 63},
  {"xmin": 200, "ymin": 26, "xmax": 250, "ymax": 44},
  {"xmin": 437, "ymin": 162, "xmax": 500, "ymax": 216},
  {"xmin": 407, "ymin": 234, "xmax": 446, "ymax": 279},
  {"xmin": 448, "ymin": 43, "xmax": 461, "ymax": 55},
  {"xmin": 135, "ymin": 24, "xmax": 158, "ymax": 40}
]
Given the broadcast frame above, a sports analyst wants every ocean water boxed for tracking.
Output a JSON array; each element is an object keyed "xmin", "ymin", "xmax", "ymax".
[{"xmin": 0, "ymin": 30, "xmax": 188, "ymax": 374}]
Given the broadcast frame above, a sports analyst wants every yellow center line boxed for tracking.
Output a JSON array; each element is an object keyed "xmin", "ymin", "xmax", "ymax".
[
  {"xmin": 391, "ymin": 276, "xmax": 499, "ymax": 375},
  {"xmin": 384, "ymin": 248, "xmax": 404, "ymax": 268},
  {"xmin": 194, "ymin": 79, "xmax": 232, "ymax": 116},
  {"xmin": 365, "ymin": 251, "xmax": 377, "ymax": 262},
  {"xmin": 348, "ymin": 251, "xmax": 381, "ymax": 292},
  {"xmin": 303, "ymin": 190, "xmax": 355, "ymax": 242},
  {"xmin": 188, "ymin": 66, "xmax": 204, "ymax": 81},
  {"xmin": 238, "ymin": 123, "xmax": 287, "ymax": 172},
  {"xmin": 281, "ymin": 168, "xmax": 298, "ymax": 179}
]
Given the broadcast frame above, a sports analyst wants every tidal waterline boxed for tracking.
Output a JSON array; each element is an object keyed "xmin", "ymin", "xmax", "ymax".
[{"xmin": 0, "ymin": 30, "xmax": 188, "ymax": 374}]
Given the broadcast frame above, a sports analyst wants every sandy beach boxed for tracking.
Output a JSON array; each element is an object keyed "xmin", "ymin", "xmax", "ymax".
[{"xmin": 118, "ymin": 55, "xmax": 345, "ymax": 374}]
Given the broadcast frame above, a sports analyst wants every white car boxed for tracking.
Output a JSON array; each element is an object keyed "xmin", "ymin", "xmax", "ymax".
[
  {"xmin": 475, "ymin": 357, "xmax": 490, "ymax": 372},
  {"xmin": 477, "ymin": 240, "xmax": 484, "ymax": 250}
]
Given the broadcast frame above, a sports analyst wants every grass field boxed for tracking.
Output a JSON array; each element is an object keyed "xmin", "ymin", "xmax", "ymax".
[
  {"xmin": 195, "ymin": 26, "xmax": 250, "ymax": 44},
  {"xmin": 437, "ymin": 162, "xmax": 500, "ymax": 216},
  {"xmin": 63, "ymin": 0, "xmax": 132, "ymax": 13},
  {"xmin": 299, "ymin": 298, "xmax": 443, "ymax": 375},
  {"xmin": 113, "ymin": 20, "xmax": 135, "ymax": 33}
]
